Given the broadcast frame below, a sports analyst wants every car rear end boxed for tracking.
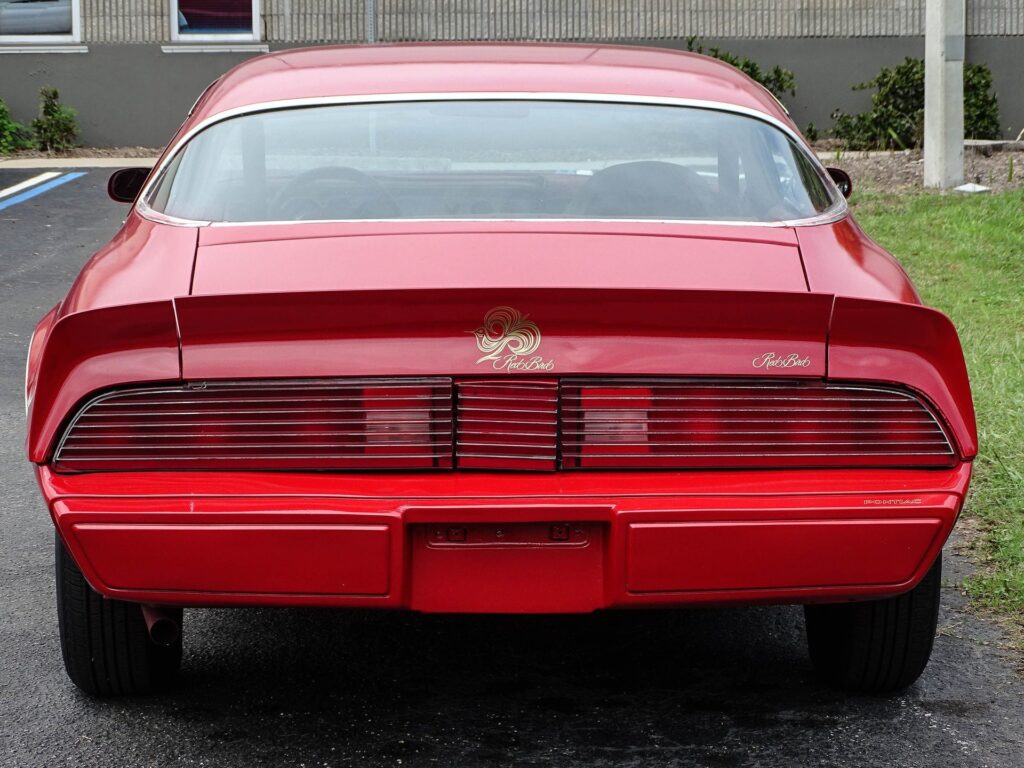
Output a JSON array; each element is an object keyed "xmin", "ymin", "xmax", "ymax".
[
  {"xmin": 27, "ymin": 73, "xmax": 975, "ymax": 695},
  {"xmin": 35, "ymin": 285, "xmax": 973, "ymax": 616}
]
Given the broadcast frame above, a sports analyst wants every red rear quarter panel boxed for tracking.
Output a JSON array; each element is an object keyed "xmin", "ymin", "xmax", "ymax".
[
  {"xmin": 797, "ymin": 218, "xmax": 921, "ymax": 304},
  {"xmin": 59, "ymin": 212, "xmax": 196, "ymax": 317},
  {"xmin": 830, "ymin": 296, "xmax": 976, "ymax": 457},
  {"xmin": 25, "ymin": 212, "xmax": 197, "ymax": 461},
  {"xmin": 26, "ymin": 301, "xmax": 181, "ymax": 463}
]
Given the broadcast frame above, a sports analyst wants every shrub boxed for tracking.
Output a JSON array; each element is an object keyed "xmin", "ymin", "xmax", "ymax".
[
  {"xmin": 831, "ymin": 58, "xmax": 1001, "ymax": 150},
  {"xmin": 0, "ymin": 98, "xmax": 33, "ymax": 155},
  {"xmin": 32, "ymin": 87, "xmax": 78, "ymax": 153},
  {"xmin": 964, "ymin": 63, "xmax": 1001, "ymax": 140},
  {"xmin": 686, "ymin": 37, "xmax": 796, "ymax": 99}
]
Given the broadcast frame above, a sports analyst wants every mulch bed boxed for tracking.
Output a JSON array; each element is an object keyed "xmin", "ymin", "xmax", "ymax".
[
  {"xmin": 823, "ymin": 147, "xmax": 1024, "ymax": 194},
  {"xmin": 4, "ymin": 147, "xmax": 161, "ymax": 159}
]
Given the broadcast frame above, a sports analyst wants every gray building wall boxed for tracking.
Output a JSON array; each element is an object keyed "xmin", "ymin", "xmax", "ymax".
[
  {"xmin": 2, "ymin": 1, "xmax": 1023, "ymax": 147},
  {"xmin": 67, "ymin": 0, "xmax": 1024, "ymax": 42}
]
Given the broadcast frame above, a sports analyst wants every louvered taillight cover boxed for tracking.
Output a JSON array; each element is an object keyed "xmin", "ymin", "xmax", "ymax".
[
  {"xmin": 54, "ymin": 378, "xmax": 454, "ymax": 471},
  {"xmin": 53, "ymin": 377, "xmax": 956, "ymax": 472},
  {"xmin": 560, "ymin": 379, "xmax": 955, "ymax": 469},
  {"xmin": 455, "ymin": 379, "xmax": 558, "ymax": 470}
]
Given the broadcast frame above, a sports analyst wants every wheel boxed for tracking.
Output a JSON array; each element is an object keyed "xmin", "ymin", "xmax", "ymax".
[
  {"xmin": 55, "ymin": 534, "xmax": 181, "ymax": 695},
  {"xmin": 805, "ymin": 554, "xmax": 942, "ymax": 694}
]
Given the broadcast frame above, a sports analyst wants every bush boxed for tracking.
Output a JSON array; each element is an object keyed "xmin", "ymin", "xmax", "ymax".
[
  {"xmin": 686, "ymin": 37, "xmax": 796, "ymax": 99},
  {"xmin": 0, "ymin": 98, "xmax": 33, "ymax": 155},
  {"xmin": 964, "ymin": 63, "xmax": 1001, "ymax": 140},
  {"xmin": 32, "ymin": 87, "xmax": 78, "ymax": 153},
  {"xmin": 831, "ymin": 58, "xmax": 1000, "ymax": 150}
]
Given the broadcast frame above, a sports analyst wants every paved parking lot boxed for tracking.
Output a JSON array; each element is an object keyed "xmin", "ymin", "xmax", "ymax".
[{"xmin": 1, "ymin": 168, "xmax": 1023, "ymax": 767}]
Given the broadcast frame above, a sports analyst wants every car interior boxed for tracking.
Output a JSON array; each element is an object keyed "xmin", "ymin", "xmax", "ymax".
[{"xmin": 149, "ymin": 101, "xmax": 834, "ymax": 223}]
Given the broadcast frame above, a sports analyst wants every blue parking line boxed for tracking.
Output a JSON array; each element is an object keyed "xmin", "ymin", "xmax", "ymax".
[{"xmin": 0, "ymin": 172, "xmax": 88, "ymax": 211}]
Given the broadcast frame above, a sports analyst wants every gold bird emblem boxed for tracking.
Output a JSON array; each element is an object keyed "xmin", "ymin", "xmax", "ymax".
[{"xmin": 472, "ymin": 306, "xmax": 542, "ymax": 365}]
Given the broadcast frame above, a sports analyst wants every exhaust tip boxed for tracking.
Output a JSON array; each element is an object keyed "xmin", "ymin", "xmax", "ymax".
[
  {"xmin": 148, "ymin": 618, "xmax": 180, "ymax": 646},
  {"xmin": 141, "ymin": 605, "xmax": 182, "ymax": 646}
]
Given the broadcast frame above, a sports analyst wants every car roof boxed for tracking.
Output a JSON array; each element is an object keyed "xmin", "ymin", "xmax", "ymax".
[{"xmin": 187, "ymin": 42, "xmax": 793, "ymax": 128}]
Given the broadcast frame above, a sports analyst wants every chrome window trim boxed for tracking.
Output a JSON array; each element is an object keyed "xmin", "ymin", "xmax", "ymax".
[{"xmin": 136, "ymin": 92, "xmax": 849, "ymax": 229}]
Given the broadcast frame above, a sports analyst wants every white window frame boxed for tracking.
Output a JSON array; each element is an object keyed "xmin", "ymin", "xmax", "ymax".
[
  {"xmin": 170, "ymin": 0, "xmax": 260, "ymax": 43},
  {"xmin": 0, "ymin": 0, "xmax": 81, "ymax": 45}
]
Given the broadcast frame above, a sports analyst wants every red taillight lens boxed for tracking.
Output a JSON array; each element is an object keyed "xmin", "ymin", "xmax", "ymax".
[
  {"xmin": 54, "ymin": 379, "xmax": 454, "ymax": 471},
  {"xmin": 561, "ymin": 380, "xmax": 956, "ymax": 469},
  {"xmin": 578, "ymin": 385, "xmax": 653, "ymax": 460}
]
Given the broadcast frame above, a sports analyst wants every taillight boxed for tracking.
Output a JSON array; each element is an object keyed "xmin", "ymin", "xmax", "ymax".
[
  {"xmin": 53, "ymin": 377, "xmax": 956, "ymax": 472},
  {"xmin": 560, "ymin": 379, "xmax": 956, "ymax": 469},
  {"xmin": 53, "ymin": 378, "xmax": 453, "ymax": 471}
]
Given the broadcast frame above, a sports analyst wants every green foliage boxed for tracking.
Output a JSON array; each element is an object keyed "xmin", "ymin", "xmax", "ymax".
[
  {"xmin": 686, "ymin": 36, "xmax": 796, "ymax": 98},
  {"xmin": 804, "ymin": 122, "xmax": 820, "ymax": 143},
  {"xmin": 832, "ymin": 58, "xmax": 1001, "ymax": 150},
  {"xmin": 32, "ymin": 87, "xmax": 78, "ymax": 153},
  {"xmin": 0, "ymin": 98, "xmax": 33, "ymax": 155},
  {"xmin": 964, "ymin": 63, "xmax": 1001, "ymax": 140}
]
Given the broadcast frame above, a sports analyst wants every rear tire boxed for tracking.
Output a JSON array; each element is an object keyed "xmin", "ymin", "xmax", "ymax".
[
  {"xmin": 56, "ymin": 534, "xmax": 181, "ymax": 695},
  {"xmin": 805, "ymin": 554, "xmax": 941, "ymax": 694}
]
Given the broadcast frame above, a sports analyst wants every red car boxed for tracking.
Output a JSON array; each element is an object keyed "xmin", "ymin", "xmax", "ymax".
[{"xmin": 28, "ymin": 44, "xmax": 975, "ymax": 696}]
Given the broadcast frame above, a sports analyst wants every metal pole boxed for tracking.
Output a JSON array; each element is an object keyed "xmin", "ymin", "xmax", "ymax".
[
  {"xmin": 365, "ymin": 0, "xmax": 377, "ymax": 43},
  {"xmin": 924, "ymin": 0, "xmax": 965, "ymax": 189}
]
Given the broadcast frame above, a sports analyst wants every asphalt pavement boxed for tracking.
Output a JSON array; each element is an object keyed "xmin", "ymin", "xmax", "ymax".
[{"xmin": 1, "ymin": 168, "xmax": 1022, "ymax": 767}]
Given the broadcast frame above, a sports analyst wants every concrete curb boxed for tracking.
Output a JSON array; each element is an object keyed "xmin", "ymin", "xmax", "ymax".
[
  {"xmin": 0, "ymin": 152, "xmax": 912, "ymax": 169},
  {"xmin": 0, "ymin": 157, "xmax": 157, "ymax": 169},
  {"xmin": 1, "ymin": 145, "xmax": 1017, "ymax": 170}
]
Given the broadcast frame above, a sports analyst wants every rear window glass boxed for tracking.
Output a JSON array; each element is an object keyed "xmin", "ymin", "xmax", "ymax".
[{"xmin": 147, "ymin": 100, "xmax": 837, "ymax": 223}]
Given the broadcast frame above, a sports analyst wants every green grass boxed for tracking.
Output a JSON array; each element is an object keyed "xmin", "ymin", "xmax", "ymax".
[{"xmin": 852, "ymin": 189, "xmax": 1024, "ymax": 623}]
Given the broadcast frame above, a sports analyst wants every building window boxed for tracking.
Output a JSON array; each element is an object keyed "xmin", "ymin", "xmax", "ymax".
[
  {"xmin": 0, "ymin": 0, "xmax": 80, "ymax": 43},
  {"xmin": 171, "ymin": 0, "xmax": 260, "ymax": 42}
]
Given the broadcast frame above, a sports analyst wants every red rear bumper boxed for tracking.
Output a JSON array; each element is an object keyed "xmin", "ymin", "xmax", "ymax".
[{"xmin": 38, "ymin": 464, "xmax": 971, "ymax": 612}]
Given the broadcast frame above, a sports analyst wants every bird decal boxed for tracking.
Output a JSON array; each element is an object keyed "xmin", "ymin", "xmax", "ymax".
[{"xmin": 472, "ymin": 306, "xmax": 542, "ymax": 364}]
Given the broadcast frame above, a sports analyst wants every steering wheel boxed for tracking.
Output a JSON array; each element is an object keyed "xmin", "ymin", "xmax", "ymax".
[
  {"xmin": 272, "ymin": 166, "xmax": 401, "ymax": 220},
  {"xmin": 568, "ymin": 161, "xmax": 713, "ymax": 219}
]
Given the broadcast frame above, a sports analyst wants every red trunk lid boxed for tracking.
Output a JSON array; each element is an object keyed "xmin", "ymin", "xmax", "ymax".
[{"xmin": 192, "ymin": 224, "xmax": 808, "ymax": 295}]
